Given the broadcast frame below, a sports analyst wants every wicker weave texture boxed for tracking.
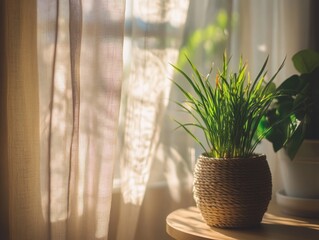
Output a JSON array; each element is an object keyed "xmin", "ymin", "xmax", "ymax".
[{"xmin": 193, "ymin": 154, "xmax": 272, "ymax": 228}]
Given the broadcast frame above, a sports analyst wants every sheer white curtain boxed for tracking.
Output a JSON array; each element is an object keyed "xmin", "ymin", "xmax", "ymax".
[
  {"xmin": 1, "ymin": 0, "xmax": 125, "ymax": 239},
  {"xmin": 38, "ymin": 0, "xmax": 125, "ymax": 239}
]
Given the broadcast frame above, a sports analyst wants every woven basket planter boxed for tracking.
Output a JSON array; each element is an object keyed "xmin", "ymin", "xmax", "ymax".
[{"xmin": 193, "ymin": 154, "xmax": 272, "ymax": 228}]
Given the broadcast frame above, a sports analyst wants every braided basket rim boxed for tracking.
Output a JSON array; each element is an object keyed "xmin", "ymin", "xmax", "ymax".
[{"xmin": 198, "ymin": 153, "xmax": 266, "ymax": 161}]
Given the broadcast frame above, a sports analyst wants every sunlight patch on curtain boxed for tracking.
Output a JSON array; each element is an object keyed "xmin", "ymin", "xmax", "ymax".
[{"xmin": 119, "ymin": 0, "xmax": 189, "ymax": 206}]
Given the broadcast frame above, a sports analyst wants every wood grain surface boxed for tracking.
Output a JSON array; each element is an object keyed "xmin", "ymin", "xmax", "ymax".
[{"xmin": 166, "ymin": 201, "xmax": 319, "ymax": 240}]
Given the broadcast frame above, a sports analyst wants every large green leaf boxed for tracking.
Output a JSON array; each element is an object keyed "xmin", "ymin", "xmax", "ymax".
[
  {"xmin": 292, "ymin": 49, "xmax": 319, "ymax": 74},
  {"xmin": 277, "ymin": 75, "xmax": 300, "ymax": 93},
  {"xmin": 285, "ymin": 122, "xmax": 306, "ymax": 159}
]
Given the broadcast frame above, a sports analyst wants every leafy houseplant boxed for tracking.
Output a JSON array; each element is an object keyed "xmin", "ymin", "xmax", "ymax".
[
  {"xmin": 172, "ymin": 53, "xmax": 284, "ymax": 228},
  {"xmin": 260, "ymin": 49, "xmax": 319, "ymax": 211},
  {"xmin": 261, "ymin": 49, "xmax": 319, "ymax": 159}
]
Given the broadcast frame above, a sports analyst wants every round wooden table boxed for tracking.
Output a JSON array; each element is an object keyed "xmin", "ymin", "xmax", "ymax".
[{"xmin": 166, "ymin": 202, "xmax": 319, "ymax": 240}]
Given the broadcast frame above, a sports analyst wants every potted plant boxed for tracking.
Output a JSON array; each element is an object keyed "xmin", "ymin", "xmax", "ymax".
[
  {"xmin": 172, "ymin": 53, "xmax": 284, "ymax": 228},
  {"xmin": 260, "ymin": 49, "xmax": 319, "ymax": 216}
]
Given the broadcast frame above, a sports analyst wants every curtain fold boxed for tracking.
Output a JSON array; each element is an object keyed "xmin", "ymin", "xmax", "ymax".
[{"xmin": 67, "ymin": 0, "xmax": 82, "ymax": 237}]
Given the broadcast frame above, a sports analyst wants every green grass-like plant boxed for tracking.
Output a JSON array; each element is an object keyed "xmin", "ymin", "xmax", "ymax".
[{"xmin": 172, "ymin": 53, "xmax": 284, "ymax": 158}]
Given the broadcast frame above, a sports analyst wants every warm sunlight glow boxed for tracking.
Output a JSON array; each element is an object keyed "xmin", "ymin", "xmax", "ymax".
[
  {"xmin": 162, "ymin": 146, "xmax": 193, "ymax": 202},
  {"xmin": 120, "ymin": 0, "xmax": 189, "ymax": 206},
  {"xmin": 258, "ymin": 44, "xmax": 267, "ymax": 52},
  {"xmin": 263, "ymin": 212, "xmax": 319, "ymax": 230},
  {"xmin": 167, "ymin": 0, "xmax": 189, "ymax": 27},
  {"xmin": 120, "ymin": 48, "xmax": 181, "ymax": 205},
  {"xmin": 135, "ymin": 0, "xmax": 188, "ymax": 26},
  {"xmin": 50, "ymin": 66, "xmax": 73, "ymax": 222},
  {"xmin": 167, "ymin": 207, "xmax": 236, "ymax": 240}
]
